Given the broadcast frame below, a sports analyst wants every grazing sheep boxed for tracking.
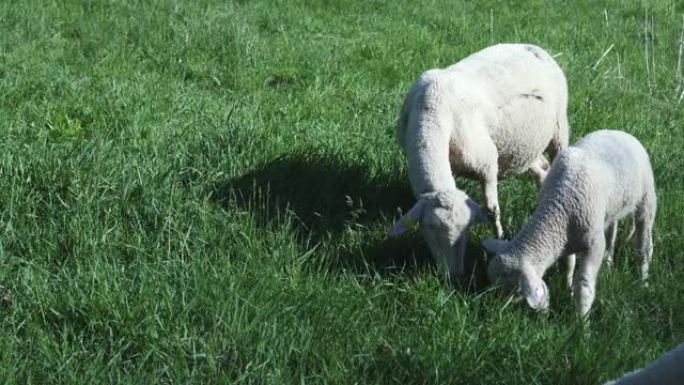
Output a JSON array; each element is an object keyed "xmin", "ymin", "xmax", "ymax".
[
  {"xmin": 484, "ymin": 130, "xmax": 656, "ymax": 318},
  {"xmin": 390, "ymin": 43, "xmax": 569, "ymax": 280},
  {"xmin": 604, "ymin": 342, "xmax": 684, "ymax": 385}
]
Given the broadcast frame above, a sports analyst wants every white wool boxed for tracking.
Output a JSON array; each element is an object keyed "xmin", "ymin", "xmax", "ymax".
[
  {"xmin": 485, "ymin": 130, "xmax": 657, "ymax": 318},
  {"xmin": 391, "ymin": 43, "xmax": 569, "ymax": 280}
]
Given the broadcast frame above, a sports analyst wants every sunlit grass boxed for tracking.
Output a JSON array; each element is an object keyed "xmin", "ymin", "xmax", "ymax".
[{"xmin": 0, "ymin": 0, "xmax": 683, "ymax": 383}]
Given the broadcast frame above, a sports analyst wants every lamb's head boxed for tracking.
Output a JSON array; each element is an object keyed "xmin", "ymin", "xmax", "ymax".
[
  {"xmin": 389, "ymin": 190, "xmax": 488, "ymax": 278},
  {"xmin": 483, "ymin": 239, "xmax": 549, "ymax": 311}
]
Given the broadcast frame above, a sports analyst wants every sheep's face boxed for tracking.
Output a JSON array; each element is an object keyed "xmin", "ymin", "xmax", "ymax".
[
  {"xmin": 484, "ymin": 240, "xmax": 550, "ymax": 311},
  {"xmin": 484, "ymin": 243, "xmax": 520, "ymax": 294},
  {"xmin": 420, "ymin": 191, "xmax": 487, "ymax": 278},
  {"xmin": 388, "ymin": 190, "xmax": 487, "ymax": 279}
]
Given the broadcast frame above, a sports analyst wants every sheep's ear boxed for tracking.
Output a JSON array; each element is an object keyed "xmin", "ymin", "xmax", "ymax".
[
  {"xmin": 520, "ymin": 273, "xmax": 549, "ymax": 311},
  {"xmin": 388, "ymin": 199, "xmax": 426, "ymax": 237},
  {"xmin": 466, "ymin": 198, "xmax": 489, "ymax": 225},
  {"xmin": 482, "ymin": 239, "xmax": 508, "ymax": 254}
]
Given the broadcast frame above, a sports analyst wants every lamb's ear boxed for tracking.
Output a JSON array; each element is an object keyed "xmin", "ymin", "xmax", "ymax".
[
  {"xmin": 520, "ymin": 273, "xmax": 549, "ymax": 311},
  {"xmin": 466, "ymin": 198, "xmax": 489, "ymax": 224},
  {"xmin": 388, "ymin": 199, "xmax": 426, "ymax": 237},
  {"xmin": 482, "ymin": 239, "xmax": 509, "ymax": 254}
]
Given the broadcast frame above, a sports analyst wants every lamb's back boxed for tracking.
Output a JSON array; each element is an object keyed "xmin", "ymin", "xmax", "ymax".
[{"xmin": 544, "ymin": 130, "xmax": 651, "ymax": 225}]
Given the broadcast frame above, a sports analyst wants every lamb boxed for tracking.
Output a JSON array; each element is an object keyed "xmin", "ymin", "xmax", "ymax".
[
  {"xmin": 483, "ymin": 130, "xmax": 656, "ymax": 318},
  {"xmin": 603, "ymin": 342, "xmax": 684, "ymax": 385},
  {"xmin": 389, "ymin": 43, "xmax": 569, "ymax": 280}
]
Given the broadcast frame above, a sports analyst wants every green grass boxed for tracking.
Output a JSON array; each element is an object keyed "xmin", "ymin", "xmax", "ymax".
[{"xmin": 1, "ymin": 0, "xmax": 683, "ymax": 383}]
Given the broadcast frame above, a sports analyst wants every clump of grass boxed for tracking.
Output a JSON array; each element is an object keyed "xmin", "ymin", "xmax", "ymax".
[{"xmin": 0, "ymin": 0, "xmax": 683, "ymax": 384}]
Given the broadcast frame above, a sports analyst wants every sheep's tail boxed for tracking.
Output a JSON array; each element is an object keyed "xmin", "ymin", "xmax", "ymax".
[
  {"xmin": 547, "ymin": 108, "xmax": 570, "ymax": 162},
  {"xmin": 547, "ymin": 64, "xmax": 570, "ymax": 162}
]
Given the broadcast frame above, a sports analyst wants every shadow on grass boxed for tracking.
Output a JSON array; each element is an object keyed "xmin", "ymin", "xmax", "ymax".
[
  {"xmin": 213, "ymin": 151, "xmax": 411, "ymax": 233},
  {"xmin": 211, "ymin": 149, "xmax": 491, "ymax": 289}
]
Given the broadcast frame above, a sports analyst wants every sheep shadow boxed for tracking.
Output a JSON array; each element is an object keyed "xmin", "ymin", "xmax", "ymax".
[
  {"xmin": 211, "ymin": 150, "xmax": 491, "ymax": 288},
  {"xmin": 213, "ymin": 151, "xmax": 410, "ymax": 235}
]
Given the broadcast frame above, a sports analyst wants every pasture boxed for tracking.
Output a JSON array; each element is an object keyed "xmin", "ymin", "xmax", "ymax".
[{"xmin": 0, "ymin": 0, "xmax": 683, "ymax": 383}]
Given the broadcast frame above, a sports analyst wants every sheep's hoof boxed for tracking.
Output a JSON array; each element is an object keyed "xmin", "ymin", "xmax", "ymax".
[{"xmin": 494, "ymin": 225, "xmax": 504, "ymax": 239}]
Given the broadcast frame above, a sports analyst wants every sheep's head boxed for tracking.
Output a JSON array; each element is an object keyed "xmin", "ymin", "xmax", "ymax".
[
  {"xmin": 389, "ymin": 190, "xmax": 488, "ymax": 279},
  {"xmin": 483, "ymin": 239, "xmax": 549, "ymax": 311}
]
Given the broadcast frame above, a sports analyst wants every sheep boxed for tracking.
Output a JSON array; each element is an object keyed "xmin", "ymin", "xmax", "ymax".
[
  {"xmin": 604, "ymin": 342, "xmax": 684, "ymax": 385},
  {"xmin": 483, "ymin": 130, "xmax": 656, "ymax": 318},
  {"xmin": 389, "ymin": 43, "xmax": 570, "ymax": 280}
]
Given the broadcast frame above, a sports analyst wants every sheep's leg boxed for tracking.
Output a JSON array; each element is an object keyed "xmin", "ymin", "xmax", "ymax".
[
  {"xmin": 467, "ymin": 135, "xmax": 502, "ymax": 238},
  {"xmin": 573, "ymin": 233, "xmax": 605, "ymax": 319},
  {"xmin": 635, "ymin": 216, "xmax": 654, "ymax": 284},
  {"xmin": 625, "ymin": 213, "xmax": 636, "ymax": 241},
  {"xmin": 604, "ymin": 221, "xmax": 618, "ymax": 267},
  {"xmin": 481, "ymin": 176, "xmax": 504, "ymax": 239},
  {"xmin": 634, "ymin": 189, "xmax": 656, "ymax": 284},
  {"xmin": 529, "ymin": 155, "xmax": 550, "ymax": 186},
  {"xmin": 565, "ymin": 253, "xmax": 576, "ymax": 290}
]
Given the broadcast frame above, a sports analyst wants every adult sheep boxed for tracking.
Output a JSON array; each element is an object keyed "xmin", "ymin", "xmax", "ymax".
[{"xmin": 389, "ymin": 43, "xmax": 569, "ymax": 280}]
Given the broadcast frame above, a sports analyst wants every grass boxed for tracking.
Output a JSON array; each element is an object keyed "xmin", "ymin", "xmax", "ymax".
[{"xmin": 1, "ymin": 0, "xmax": 683, "ymax": 383}]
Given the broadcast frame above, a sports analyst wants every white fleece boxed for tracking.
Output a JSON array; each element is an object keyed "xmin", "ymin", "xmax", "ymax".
[
  {"xmin": 485, "ymin": 130, "xmax": 657, "ymax": 318},
  {"xmin": 391, "ymin": 43, "xmax": 569, "ymax": 280}
]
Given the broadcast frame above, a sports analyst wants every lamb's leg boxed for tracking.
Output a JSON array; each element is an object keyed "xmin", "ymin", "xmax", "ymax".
[
  {"xmin": 604, "ymin": 221, "xmax": 618, "ymax": 267},
  {"xmin": 634, "ymin": 189, "xmax": 656, "ymax": 284},
  {"xmin": 529, "ymin": 155, "xmax": 550, "ymax": 186},
  {"xmin": 481, "ymin": 175, "xmax": 503, "ymax": 239},
  {"xmin": 565, "ymin": 253, "xmax": 576, "ymax": 290},
  {"xmin": 573, "ymin": 233, "xmax": 606, "ymax": 319},
  {"xmin": 635, "ymin": 215, "xmax": 654, "ymax": 284}
]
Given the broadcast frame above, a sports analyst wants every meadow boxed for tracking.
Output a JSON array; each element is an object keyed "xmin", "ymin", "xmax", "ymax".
[{"xmin": 1, "ymin": 0, "xmax": 683, "ymax": 383}]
